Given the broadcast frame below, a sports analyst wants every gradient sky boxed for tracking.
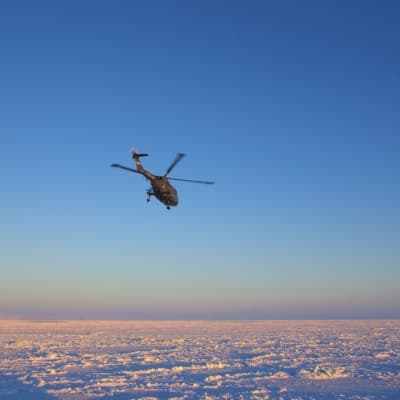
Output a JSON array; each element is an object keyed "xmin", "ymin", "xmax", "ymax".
[{"xmin": 1, "ymin": 1, "xmax": 399, "ymax": 319}]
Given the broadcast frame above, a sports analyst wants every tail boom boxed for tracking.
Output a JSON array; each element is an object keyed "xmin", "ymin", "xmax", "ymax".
[{"xmin": 132, "ymin": 151, "xmax": 154, "ymax": 180}]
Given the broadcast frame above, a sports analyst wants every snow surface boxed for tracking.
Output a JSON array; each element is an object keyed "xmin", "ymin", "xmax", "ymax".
[{"xmin": 0, "ymin": 320, "xmax": 399, "ymax": 399}]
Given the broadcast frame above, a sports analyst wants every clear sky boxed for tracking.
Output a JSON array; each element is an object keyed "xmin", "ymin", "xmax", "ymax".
[{"xmin": 1, "ymin": 1, "xmax": 399, "ymax": 319}]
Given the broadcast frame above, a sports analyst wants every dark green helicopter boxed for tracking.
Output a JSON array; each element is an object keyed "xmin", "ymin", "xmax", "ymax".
[{"xmin": 111, "ymin": 149, "xmax": 215, "ymax": 209}]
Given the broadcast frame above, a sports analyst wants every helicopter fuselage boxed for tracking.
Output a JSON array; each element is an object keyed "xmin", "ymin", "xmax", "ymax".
[
  {"xmin": 149, "ymin": 177, "xmax": 178, "ymax": 207},
  {"xmin": 135, "ymin": 160, "xmax": 178, "ymax": 208}
]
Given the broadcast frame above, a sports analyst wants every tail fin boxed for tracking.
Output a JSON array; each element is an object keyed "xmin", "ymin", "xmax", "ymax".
[{"xmin": 131, "ymin": 149, "xmax": 149, "ymax": 173}]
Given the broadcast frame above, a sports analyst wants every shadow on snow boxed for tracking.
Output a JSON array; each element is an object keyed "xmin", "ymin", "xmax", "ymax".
[{"xmin": 0, "ymin": 372, "xmax": 58, "ymax": 400}]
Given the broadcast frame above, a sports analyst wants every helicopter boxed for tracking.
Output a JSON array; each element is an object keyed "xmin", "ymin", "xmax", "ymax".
[{"xmin": 111, "ymin": 149, "xmax": 215, "ymax": 209}]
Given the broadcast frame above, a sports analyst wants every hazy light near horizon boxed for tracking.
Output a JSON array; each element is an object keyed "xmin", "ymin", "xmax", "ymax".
[{"xmin": 1, "ymin": 258, "xmax": 399, "ymax": 319}]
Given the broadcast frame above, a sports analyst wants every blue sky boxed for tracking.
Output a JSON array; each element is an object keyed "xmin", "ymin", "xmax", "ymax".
[{"xmin": 1, "ymin": 1, "xmax": 399, "ymax": 319}]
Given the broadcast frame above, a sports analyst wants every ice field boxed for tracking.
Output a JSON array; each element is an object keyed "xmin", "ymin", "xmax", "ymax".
[{"xmin": 0, "ymin": 320, "xmax": 399, "ymax": 399}]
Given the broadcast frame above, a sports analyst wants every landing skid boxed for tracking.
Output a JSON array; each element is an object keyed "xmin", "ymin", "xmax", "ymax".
[
  {"xmin": 147, "ymin": 190, "xmax": 171, "ymax": 209},
  {"xmin": 146, "ymin": 189, "xmax": 154, "ymax": 203}
]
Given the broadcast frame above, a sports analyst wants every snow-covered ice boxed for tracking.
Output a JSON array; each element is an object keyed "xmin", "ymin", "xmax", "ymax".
[{"xmin": 0, "ymin": 320, "xmax": 399, "ymax": 399}]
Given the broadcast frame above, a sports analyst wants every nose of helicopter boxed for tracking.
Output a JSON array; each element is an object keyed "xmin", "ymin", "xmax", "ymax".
[
  {"xmin": 169, "ymin": 187, "xmax": 178, "ymax": 206},
  {"xmin": 163, "ymin": 190, "xmax": 178, "ymax": 207}
]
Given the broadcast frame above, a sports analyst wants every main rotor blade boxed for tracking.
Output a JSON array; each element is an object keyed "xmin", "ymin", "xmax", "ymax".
[
  {"xmin": 164, "ymin": 153, "xmax": 186, "ymax": 177},
  {"xmin": 111, "ymin": 163, "xmax": 141, "ymax": 174},
  {"xmin": 167, "ymin": 177, "xmax": 215, "ymax": 184}
]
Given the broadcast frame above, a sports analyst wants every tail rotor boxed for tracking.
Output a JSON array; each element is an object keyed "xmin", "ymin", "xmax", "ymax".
[{"xmin": 130, "ymin": 147, "xmax": 149, "ymax": 159}]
